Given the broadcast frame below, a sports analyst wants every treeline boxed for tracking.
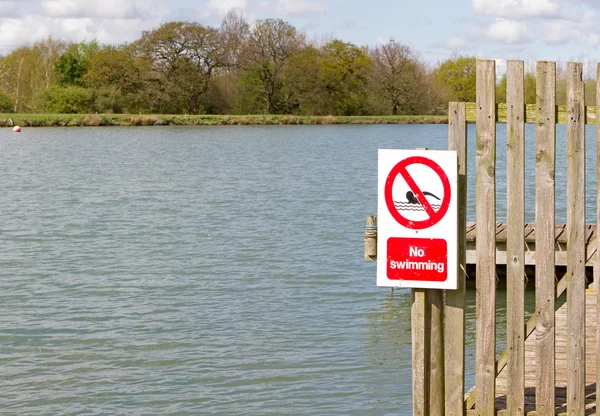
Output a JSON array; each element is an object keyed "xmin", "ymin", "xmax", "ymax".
[{"xmin": 0, "ymin": 12, "xmax": 594, "ymax": 116}]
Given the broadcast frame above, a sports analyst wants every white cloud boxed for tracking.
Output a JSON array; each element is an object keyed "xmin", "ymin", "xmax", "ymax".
[
  {"xmin": 473, "ymin": 0, "xmax": 561, "ymax": 19},
  {"xmin": 447, "ymin": 35, "xmax": 469, "ymax": 50},
  {"xmin": 0, "ymin": 0, "xmax": 168, "ymax": 53},
  {"xmin": 260, "ymin": 0, "xmax": 327, "ymax": 16},
  {"xmin": 487, "ymin": 19, "xmax": 529, "ymax": 43},
  {"xmin": 41, "ymin": 0, "xmax": 138, "ymax": 19},
  {"xmin": 277, "ymin": 0, "xmax": 327, "ymax": 15},
  {"xmin": 207, "ymin": 0, "xmax": 247, "ymax": 15}
]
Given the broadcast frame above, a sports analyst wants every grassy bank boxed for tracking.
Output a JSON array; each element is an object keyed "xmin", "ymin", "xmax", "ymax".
[{"xmin": 0, "ymin": 113, "xmax": 448, "ymax": 127}]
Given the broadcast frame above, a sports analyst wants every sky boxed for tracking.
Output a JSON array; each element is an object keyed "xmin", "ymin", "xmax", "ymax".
[{"xmin": 1, "ymin": 0, "xmax": 600, "ymax": 73}]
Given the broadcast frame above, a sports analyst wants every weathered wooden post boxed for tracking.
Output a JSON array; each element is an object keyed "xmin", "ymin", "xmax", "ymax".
[
  {"xmin": 445, "ymin": 101, "xmax": 467, "ymax": 415},
  {"xmin": 364, "ymin": 216, "xmax": 377, "ymax": 261},
  {"xmin": 535, "ymin": 60, "xmax": 556, "ymax": 414},
  {"xmin": 475, "ymin": 59, "xmax": 497, "ymax": 416}
]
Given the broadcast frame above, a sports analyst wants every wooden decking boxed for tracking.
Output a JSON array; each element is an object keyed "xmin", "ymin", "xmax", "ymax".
[
  {"xmin": 464, "ymin": 222, "xmax": 600, "ymax": 414},
  {"xmin": 466, "ymin": 222, "xmax": 599, "ymax": 267},
  {"xmin": 471, "ymin": 289, "xmax": 598, "ymax": 415}
]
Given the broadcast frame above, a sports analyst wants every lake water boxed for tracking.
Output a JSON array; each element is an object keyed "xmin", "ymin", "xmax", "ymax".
[{"xmin": 0, "ymin": 124, "xmax": 595, "ymax": 415}]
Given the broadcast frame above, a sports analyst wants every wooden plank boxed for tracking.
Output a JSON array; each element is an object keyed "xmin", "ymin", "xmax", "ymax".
[
  {"xmin": 506, "ymin": 60, "xmax": 525, "ymax": 416},
  {"xmin": 466, "ymin": 223, "xmax": 477, "ymax": 241},
  {"xmin": 445, "ymin": 101, "xmax": 466, "ymax": 416},
  {"xmin": 585, "ymin": 224, "xmax": 594, "ymax": 244},
  {"xmin": 524, "ymin": 223, "xmax": 536, "ymax": 241},
  {"xmin": 596, "ymin": 62, "xmax": 600, "ymax": 416},
  {"xmin": 556, "ymin": 224, "xmax": 568, "ymax": 244},
  {"xmin": 493, "ymin": 290, "xmax": 598, "ymax": 414},
  {"xmin": 535, "ymin": 60, "xmax": 556, "ymax": 414},
  {"xmin": 496, "ymin": 223, "xmax": 509, "ymax": 242},
  {"xmin": 464, "ymin": 102, "xmax": 598, "ymax": 124},
  {"xmin": 466, "ymin": 222, "xmax": 476, "ymax": 236},
  {"xmin": 475, "ymin": 59, "xmax": 496, "ymax": 415},
  {"xmin": 428, "ymin": 289, "xmax": 444, "ymax": 416},
  {"xmin": 412, "ymin": 289, "xmax": 429, "ymax": 416},
  {"xmin": 566, "ymin": 61, "xmax": 586, "ymax": 414},
  {"xmin": 464, "ymin": 272, "xmax": 571, "ymax": 412}
]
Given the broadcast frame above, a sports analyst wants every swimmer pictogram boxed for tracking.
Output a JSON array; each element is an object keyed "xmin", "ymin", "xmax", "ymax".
[{"xmin": 384, "ymin": 156, "xmax": 451, "ymax": 230}]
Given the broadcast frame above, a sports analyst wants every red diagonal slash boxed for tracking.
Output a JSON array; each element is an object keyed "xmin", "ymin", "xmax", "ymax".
[
  {"xmin": 398, "ymin": 165, "xmax": 437, "ymax": 219},
  {"xmin": 384, "ymin": 155, "xmax": 451, "ymax": 230}
]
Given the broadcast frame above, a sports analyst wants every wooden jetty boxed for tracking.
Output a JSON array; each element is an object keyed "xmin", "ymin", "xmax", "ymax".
[
  {"xmin": 465, "ymin": 222, "xmax": 598, "ymax": 269},
  {"xmin": 487, "ymin": 289, "xmax": 599, "ymax": 415},
  {"xmin": 365, "ymin": 60, "xmax": 600, "ymax": 415}
]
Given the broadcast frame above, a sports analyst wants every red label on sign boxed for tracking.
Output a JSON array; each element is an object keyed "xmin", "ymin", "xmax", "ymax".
[{"xmin": 387, "ymin": 238, "xmax": 447, "ymax": 281}]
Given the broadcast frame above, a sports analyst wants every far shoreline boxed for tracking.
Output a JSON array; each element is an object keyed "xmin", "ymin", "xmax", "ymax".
[{"xmin": 0, "ymin": 114, "xmax": 448, "ymax": 127}]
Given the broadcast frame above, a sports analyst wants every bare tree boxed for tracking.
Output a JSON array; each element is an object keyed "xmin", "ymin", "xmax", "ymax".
[
  {"xmin": 244, "ymin": 18, "xmax": 306, "ymax": 113},
  {"xmin": 370, "ymin": 40, "xmax": 428, "ymax": 115}
]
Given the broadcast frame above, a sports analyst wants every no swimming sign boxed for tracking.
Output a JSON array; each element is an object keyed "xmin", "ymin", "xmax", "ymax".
[{"xmin": 377, "ymin": 149, "xmax": 458, "ymax": 289}]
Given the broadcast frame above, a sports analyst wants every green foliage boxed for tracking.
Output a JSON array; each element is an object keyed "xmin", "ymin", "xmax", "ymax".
[
  {"xmin": 0, "ymin": 92, "xmax": 14, "ymax": 112},
  {"xmin": 585, "ymin": 80, "xmax": 597, "ymax": 106},
  {"xmin": 281, "ymin": 46, "xmax": 321, "ymax": 114},
  {"xmin": 37, "ymin": 85, "xmax": 94, "ymax": 113},
  {"xmin": 55, "ymin": 40, "xmax": 100, "ymax": 86},
  {"xmin": 244, "ymin": 18, "xmax": 305, "ymax": 113},
  {"xmin": 434, "ymin": 56, "xmax": 476, "ymax": 102},
  {"xmin": 318, "ymin": 40, "xmax": 372, "ymax": 115},
  {"xmin": 235, "ymin": 70, "xmax": 267, "ymax": 114},
  {"xmin": 0, "ymin": 18, "xmax": 479, "ymax": 115},
  {"xmin": 497, "ymin": 72, "xmax": 536, "ymax": 104}
]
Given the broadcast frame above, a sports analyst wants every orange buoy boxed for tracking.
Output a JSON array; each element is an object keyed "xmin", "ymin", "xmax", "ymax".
[{"xmin": 13, "ymin": 126, "xmax": 21, "ymax": 133}]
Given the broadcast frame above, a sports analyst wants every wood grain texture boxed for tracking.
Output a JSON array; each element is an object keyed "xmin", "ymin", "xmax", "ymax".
[
  {"xmin": 506, "ymin": 60, "xmax": 526, "ymax": 416},
  {"xmin": 427, "ymin": 289, "xmax": 444, "ymax": 416},
  {"xmin": 364, "ymin": 216, "xmax": 377, "ymax": 261},
  {"xmin": 493, "ymin": 290, "xmax": 599, "ymax": 414},
  {"xmin": 566, "ymin": 61, "xmax": 586, "ymax": 415},
  {"xmin": 464, "ymin": 102, "xmax": 597, "ymax": 124},
  {"xmin": 535, "ymin": 60, "xmax": 556, "ymax": 414},
  {"xmin": 445, "ymin": 101, "xmax": 466, "ymax": 415},
  {"xmin": 475, "ymin": 59, "xmax": 496, "ymax": 415},
  {"xmin": 412, "ymin": 289, "xmax": 429, "ymax": 416}
]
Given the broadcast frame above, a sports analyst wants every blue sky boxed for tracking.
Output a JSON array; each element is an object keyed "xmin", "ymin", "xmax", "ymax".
[{"xmin": 1, "ymin": 0, "xmax": 599, "ymax": 73}]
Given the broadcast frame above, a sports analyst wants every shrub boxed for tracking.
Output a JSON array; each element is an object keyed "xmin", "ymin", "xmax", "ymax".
[
  {"xmin": 37, "ymin": 85, "xmax": 94, "ymax": 113},
  {"xmin": 0, "ymin": 92, "xmax": 14, "ymax": 113}
]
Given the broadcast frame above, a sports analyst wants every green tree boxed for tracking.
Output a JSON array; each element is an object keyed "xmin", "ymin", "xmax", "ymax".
[
  {"xmin": 133, "ymin": 21, "xmax": 226, "ymax": 114},
  {"xmin": 496, "ymin": 71, "xmax": 536, "ymax": 104},
  {"xmin": 280, "ymin": 46, "xmax": 321, "ymax": 114},
  {"xmin": 84, "ymin": 45, "xmax": 142, "ymax": 113},
  {"xmin": 318, "ymin": 40, "xmax": 372, "ymax": 115},
  {"xmin": 433, "ymin": 56, "xmax": 476, "ymax": 102},
  {"xmin": 0, "ymin": 38, "xmax": 67, "ymax": 112},
  {"xmin": 55, "ymin": 40, "xmax": 100, "ymax": 86}
]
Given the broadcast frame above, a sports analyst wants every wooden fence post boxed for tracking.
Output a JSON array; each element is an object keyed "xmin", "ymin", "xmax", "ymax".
[
  {"xmin": 445, "ymin": 101, "xmax": 466, "ymax": 415},
  {"xmin": 412, "ymin": 289, "xmax": 430, "ymax": 416},
  {"xmin": 566, "ymin": 61, "xmax": 586, "ymax": 414},
  {"xmin": 506, "ymin": 60, "xmax": 525, "ymax": 416},
  {"xmin": 535, "ymin": 60, "xmax": 556, "ymax": 414},
  {"xmin": 427, "ymin": 289, "xmax": 444, "ymax": 416},
  {"xmin": 475, "ymin": 59, "xmax": 496, "ymax": 415}
]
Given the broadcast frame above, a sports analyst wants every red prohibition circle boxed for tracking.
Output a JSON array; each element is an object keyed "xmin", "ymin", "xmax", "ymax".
[{"xmin": 384, "ymin": 156, "xmax": 451, "ymax": 230}]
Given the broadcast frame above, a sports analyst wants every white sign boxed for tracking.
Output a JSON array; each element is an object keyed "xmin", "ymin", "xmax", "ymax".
[{"xmin": 377, "ymin": 149, "xmax": 458, "ymax": 289}]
